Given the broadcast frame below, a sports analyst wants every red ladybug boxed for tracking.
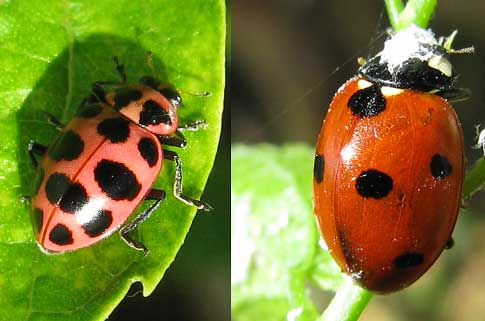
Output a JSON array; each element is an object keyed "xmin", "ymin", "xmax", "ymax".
[
  {"xmin": 313, "ymin": 26, "xmax": 465, "ymax": 293},
  {"xmin": 27, "ymin": 57, "xmax": 210, "ymax": 255}
]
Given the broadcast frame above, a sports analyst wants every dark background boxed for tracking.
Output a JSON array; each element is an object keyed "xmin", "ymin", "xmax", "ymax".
[{"xmin": 233, "ymin": 1, "xmax": 485, "ymax": 321}]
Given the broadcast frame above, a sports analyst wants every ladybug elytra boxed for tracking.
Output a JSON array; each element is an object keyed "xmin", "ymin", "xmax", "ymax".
[{"xmin": 27, "ymin": 57, "xmax": 210, "ymax": 255}]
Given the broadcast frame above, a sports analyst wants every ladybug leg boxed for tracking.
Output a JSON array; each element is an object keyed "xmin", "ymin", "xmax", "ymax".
[
  {"xmin": 436, "ymin": 88, "xmax": 470, "ymax": 102},
  {"xmin": 158, "ymin": 133, "xmax": 186, "ymax": 148},
  {"xmin": 90, "ymin": 56, "xmax": 126, "ymax": 87},
  {"xmin": 163, "ymin": 149, "xmax": 212, "ymax": 211},
  {"xmin": 157, "ymin": 123, "xmax": 206, "ymax": 148},
  {"xmin": 445, "ymin": 237, "xmax": 455, "ymax": 249},
  {"xmin": 79, "ymin": 93, "xmax": 100, "ymax": 108},
  {"xmin": 79, "ymin": 83, "xmax": 109, "ymax": 108},
  {"xmin": 42, "ymin": 112, "xmax": 64, "ymax": 131},
  {"xmin": 19, "ymin": 195, "xmax": 31, "ymax": 203},
  {"xmin": 27, "ymin": 140, "xmax": 47, "ymax": 168},
  {"xmin": 157, "ymin": 121, "xmax": 207, "ymax": 148},
  {"xmin": 178, "ymin": 120, "xmax": 207, "ymax": 132},
  {"xmin": 112, "ymin": 56, "xmax": 127, "ymax": 83},
  {"xmin": 82, "ymin": 56, "xmax": 128, "ymax": 107},
  {"xmin": 119, "ymin": 189, "xmax": 166, "ymax": 256}
]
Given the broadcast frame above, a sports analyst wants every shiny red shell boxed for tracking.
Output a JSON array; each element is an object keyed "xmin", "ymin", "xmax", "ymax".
[
  {"xmin": 32, "ymin": 103, "xmax": 163, "ymax": 253},
  {"xmin": 313, "ymin": 76, "xmax": 464, "ymax": 293},
  {"xmin": 30, "ymin": 82, "xmax": 179, "ymax": 254}
]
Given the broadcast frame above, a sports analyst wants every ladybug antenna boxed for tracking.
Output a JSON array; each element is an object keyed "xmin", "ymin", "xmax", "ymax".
[
  {"xmin": 441, "ymin": 30, "xmax": 475, "ymax": 54},
  {"xmin": 449, "ymin": 46, "xmax": 475, "ymax": 54},
  {"xmin": 177, "ymin": 89, "xmax": 211, "ymax": 97},
  {"xmin": 145, "ymin": 51, "xmax": 156, "ymax": 75},
  {"xmin": 141, "ymin": 51, "xmax": 210, "ymax": 98},
  {"xmin": 112, "ymin": 56, "xmax": 127, "ymax": 83}
]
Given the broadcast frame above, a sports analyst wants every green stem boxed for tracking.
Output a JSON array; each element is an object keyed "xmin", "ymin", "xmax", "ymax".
[
  {"xmin": 397, "ymin": 0, "xmax": 437, "ymax": 30},
  {"xmin": 384, "ymin": 0, "xmax": 438, "ymax": 31},
  {"xmin": 463, "ymin": 156, "xmax": 485, "ymax": 201},
  {"xmin": 318, "ymin": 277, "xmax": 373, "ymax": 321},
  {"xmin": 384, "ymin": 0, "xmax": 404, "ymax": 31}
]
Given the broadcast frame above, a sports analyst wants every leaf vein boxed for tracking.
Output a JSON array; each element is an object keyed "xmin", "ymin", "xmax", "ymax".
[{"xmin": 61, "ymin": 0, "xmax": 74, "ymax": 121}]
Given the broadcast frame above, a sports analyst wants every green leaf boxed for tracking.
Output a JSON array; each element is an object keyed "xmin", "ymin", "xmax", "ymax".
[
  {"xmin": 231, "ymin": 144, "xmax": 342, "ymax": 321},
  {"xmin": 0, "ymin": 1, "xmax": 225, "ymax": 320},
  {"xmin": 463, "ymin": 156, "xmax": 485, "ymax": 200}
]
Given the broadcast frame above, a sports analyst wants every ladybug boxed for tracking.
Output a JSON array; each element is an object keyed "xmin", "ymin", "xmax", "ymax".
[
  {"xmin": 27, "ymin": 57, "xmax": 210, "ymax": 255},
  {"xmin": 313, "ymin": 26, "xmax": 466, "ymax": 293}
]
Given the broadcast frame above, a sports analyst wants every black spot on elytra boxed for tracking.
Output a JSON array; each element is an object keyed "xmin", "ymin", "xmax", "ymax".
[
  {"xmin": 45, "ymin": 172, "xmax": 70, "ymax": 204},
  {"xmin": 49, "ymin": 224, "xmax": 73, "ymax": 245},
  {"xmin": 33, "ymin": 167, "xmax": 44, "ymax": 195},
  {"xmin": 59, "ymin": 183, "xmax": 88, "ymax": 214},
  {"xmin": 337, "ymin": 228, "xmax": 362, "ymax": 276},
  {"xmin": 113, "ymin": 87, "xmax": 143, "ymax": 110},
  {"xmin": 97, "ymin": 117, "xmax": 130, "ymax": 143},
  {"xmin": 338, "ymin": 229, "xmax": 353, "ymax": 265},
  {"xmin": 32, "ymin": 208, "xmax": 43, "ymax": 234},
  {"xmin": 314, "ymin": 154, "xmax": 324, "ymax": 183},
  {"xmin": 355, "ymin": 169, "xmax": 393, "ymax": 199},
  {"xmin": 347, "ymin": 84, "xmax": 386, "ymax": 118},
  {"xmin": 393, "ymin": 252, "xmax": 424, "ymax": 268},
  {"xmin": 139, "ymin": 100, "xmax": 171, "ymax": 126},
  {"xmin": 48, "ymin": 130, "xmax": 85, "ymax": 161},
  {"xmin": 94, "ymin": 159, "xmax": 141, "ymax": 201},
  {"xmin": 82, "ymin": 209, "xmax": 113, "ymax": 237},
  {"xmin": 76, "ymin": 103, "xmax": 103, "ymax": 118},
  {"xmin": 430, "ymin": 154, "xmax": 452, "ymax": 179},
  {"xmin": 138, "ymin": 137, "xmax": 159, "ymax": 167}
]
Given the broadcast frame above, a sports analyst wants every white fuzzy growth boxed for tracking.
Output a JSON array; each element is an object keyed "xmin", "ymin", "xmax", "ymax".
[
  {"xmin": 478, "ymin": 128, "xmax": 485, "ymax": 155},
  {"xmin": 379, "ymin": 25, "xmax": 439, "ymax": 72}
]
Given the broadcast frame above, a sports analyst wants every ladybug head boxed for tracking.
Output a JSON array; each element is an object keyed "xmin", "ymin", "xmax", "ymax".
[
  {"xmin": 359, "ymin": 25, "xmax": 459, "ymax": 92},
  {"xmin": 139, "ymin": 76, "xmax": 182, "ymax": 109},
  {"xmin": 106, "ymin": 83, "xmax": 179, "ymax": 135}
]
